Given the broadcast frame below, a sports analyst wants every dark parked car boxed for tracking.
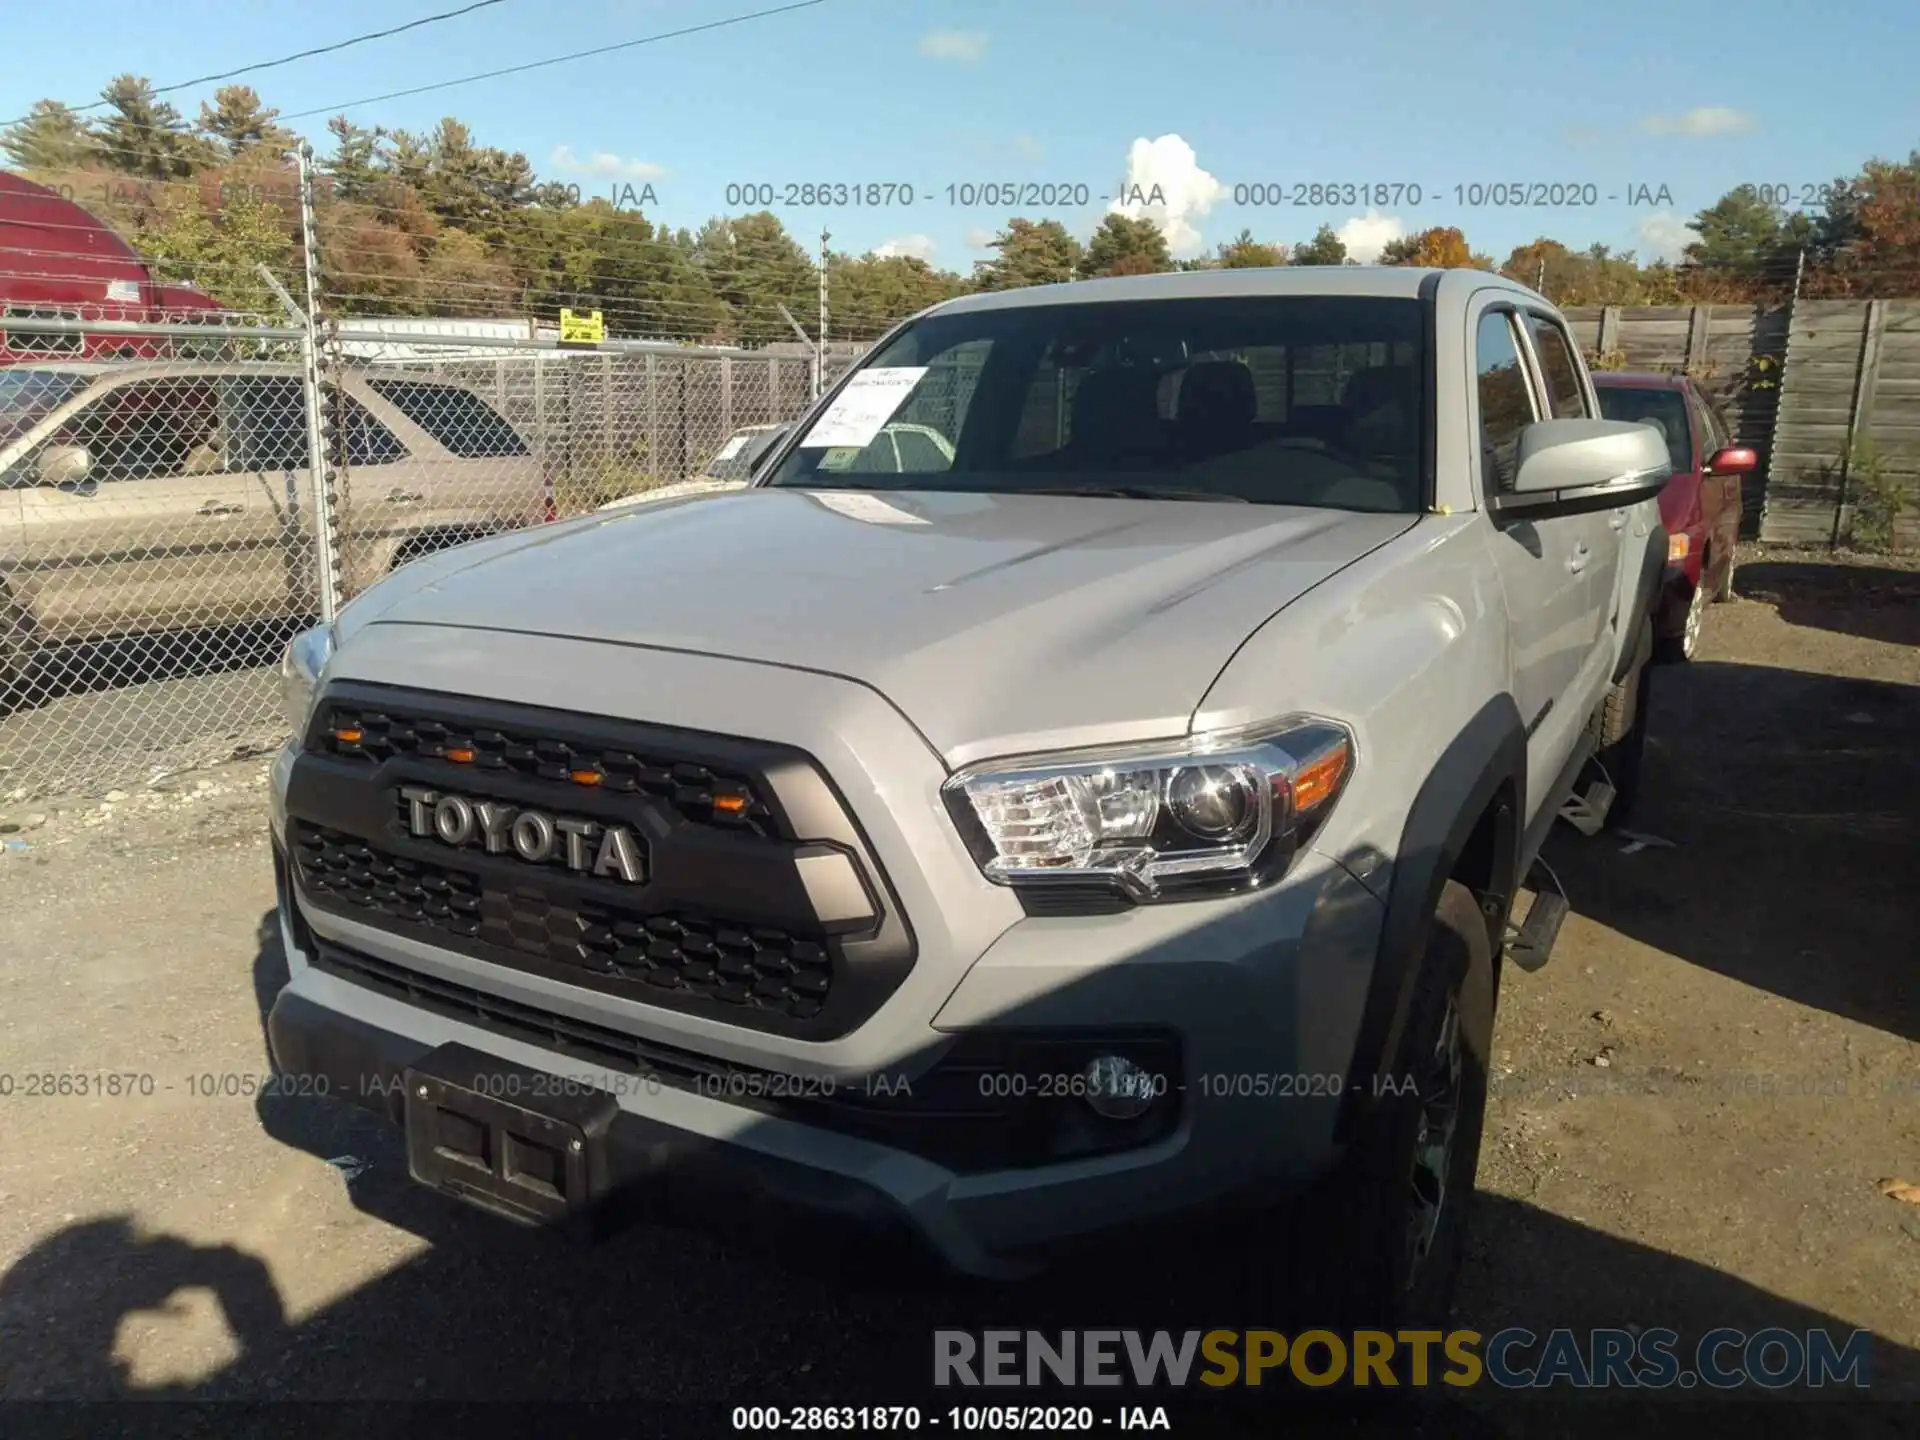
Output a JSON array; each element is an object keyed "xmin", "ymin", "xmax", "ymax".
[{"xmin": 1594, "ymin": 371, "xmax": 1755, "ymax": 661}]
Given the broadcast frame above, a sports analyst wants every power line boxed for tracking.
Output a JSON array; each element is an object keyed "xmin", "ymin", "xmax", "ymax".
[
  {"xmin": 276, "ymin": 1, "xmax": 830, "ymax": 124},
  {"xmin": 2, "ymin": 1, "xmax": 516, "ymax": 129}
]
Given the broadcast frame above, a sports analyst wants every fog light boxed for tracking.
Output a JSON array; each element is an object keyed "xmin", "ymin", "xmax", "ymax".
[{"xmin": 1082, "ymin": 1055, "xmax": 1161, "ymax": 1121}]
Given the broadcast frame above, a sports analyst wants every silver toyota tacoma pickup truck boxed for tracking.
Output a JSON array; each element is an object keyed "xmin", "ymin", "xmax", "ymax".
[{"xmin": 265, "ymin": 268, "xmax": 1668, "ymax": 1326}]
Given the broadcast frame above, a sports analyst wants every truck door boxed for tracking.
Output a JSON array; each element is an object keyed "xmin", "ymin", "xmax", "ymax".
[
  {"xmin": 1520, "ymin": 310, "xmax": 1623, "ymax": 702},
  {"xmin": 1471, "ymin": 305, "xmax": 1592, "ymax": 816}
]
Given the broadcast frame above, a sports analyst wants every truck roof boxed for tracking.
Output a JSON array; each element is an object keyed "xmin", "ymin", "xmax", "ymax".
[{"xmin": 933, "ymin": 265, "xmax": 1541, "ymax": 316}]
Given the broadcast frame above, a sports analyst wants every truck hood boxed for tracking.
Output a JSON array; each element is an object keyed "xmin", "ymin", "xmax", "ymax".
[{"xmin": 343, "ymin": 488, "xmax": 1414, "ymax": 764}]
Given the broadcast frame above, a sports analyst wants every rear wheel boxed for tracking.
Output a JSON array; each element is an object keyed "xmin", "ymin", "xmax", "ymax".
[{"xmin": 1656, "ymin": 580, "xmax": 1704, "ymax": 664}]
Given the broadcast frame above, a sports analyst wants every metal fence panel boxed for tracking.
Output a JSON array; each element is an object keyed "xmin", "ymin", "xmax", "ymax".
[{"xmin": 1, "ymin": 321, "xmax": 854, "ymax": 800}]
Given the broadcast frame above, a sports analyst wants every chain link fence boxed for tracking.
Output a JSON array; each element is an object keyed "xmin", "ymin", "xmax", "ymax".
[{"xmin": 1, "ymin": 313, "xmax": 865, "ymax": 800}]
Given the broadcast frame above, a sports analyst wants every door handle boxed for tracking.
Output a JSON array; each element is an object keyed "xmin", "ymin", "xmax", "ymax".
[
  {"xmin": 384, "ymin": 487, "xmax": 425, "ymax": 505},
  {"xmin": 197, "ymin": 500, "xmax": 244, "ymax": 516},
  {"xmin": 1567, "ymin": 543, "xmax": 1590, "ymax": 574}
]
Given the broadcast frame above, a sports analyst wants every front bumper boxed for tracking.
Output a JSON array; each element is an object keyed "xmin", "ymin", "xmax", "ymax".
[
  {"xmin": 264, "ymin": 627, "xmax": 1388, "ymax": 1275},
  {"xmin": 269, "ymin": 806, "xmax": 1384, "ymax": 1276}
]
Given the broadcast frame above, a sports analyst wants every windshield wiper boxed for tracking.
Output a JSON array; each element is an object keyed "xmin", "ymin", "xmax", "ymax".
[{"xmin": 1017, "ymin": 484, "xmax": 1249, "ymax": 503}]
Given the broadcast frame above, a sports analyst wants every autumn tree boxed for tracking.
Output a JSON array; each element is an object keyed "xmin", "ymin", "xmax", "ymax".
[
  {"xmin": 132, "ymin": 181, "xmax": 293, "ymax": 316},
  {"xmin": 1, "ymin": 100, "xmax": 99, "ymax": 173},
  {"xmin": 1290, "ymin": 225, "xmax": 1348, "ymax": 266},
  {"xmin": 1080, "ymin": 213, "xmax": 1172, "ymax": 278},
  {"xmin": 975, "ymin": 218, "xmax": 1083, "ymax": 290},
  {"xmin": 1216, "ymin": 228, "xmax": 1287, "ymax": 268},
  {"xmin": 1380, "ymin": 226, "xmax": 1491, "ymax": 268}
]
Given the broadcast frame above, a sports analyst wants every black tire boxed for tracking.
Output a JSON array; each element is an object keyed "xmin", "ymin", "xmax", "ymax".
[
  {"xmin": 1654, "ymin": 580, "xmax": 1703, "ymax": 665},
  {"xmin": 0, "ymin": 596, "xmax": 33, "ymax": 715},
  {"xmin": 1249, "ymin": 880, "xmax": 1496, "ymax": 1333},
  {"xmin": 1596, "ymin": 658, "xmax": 1651, "ymax": 829}
]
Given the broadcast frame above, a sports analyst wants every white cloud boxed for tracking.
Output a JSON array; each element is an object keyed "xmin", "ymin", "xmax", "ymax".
[
  {"xmin": 873, "ymin": 234, "xmax": 937, "ymax": 262},
  {"xmin": 920, "ymin": 29, "xmax": 988, "ymax": 62},
  {"xmin": 1636, "ymin": 212, "xmax": 1700, "ymax": 263},
  {"xmin": 963, "ymin": 226, "xmax": 997, "ymax": 251},
  {"xmin": 1638, "ymin": 106, "xmax": 1757, "ymax": 138},
  {"xmin": 548, "ymin": 144, "xmax": 666, "ymax": 180},
  {"xmin": 1336, "ymin": 210, "xmax": 1405, "ymax": 264},
  {"xmin": 1106, "ymin": 134, "xmax": 1226, "ymax": 259}
]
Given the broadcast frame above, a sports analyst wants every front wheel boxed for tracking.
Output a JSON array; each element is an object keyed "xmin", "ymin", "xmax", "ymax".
[
  {"xmin": 0, "ymin": 597, "xmax": 34, "ymax": 714},
  {"xmin": 1251, "ymin": 880, "xmax": 1496, "ymax": 1331}
]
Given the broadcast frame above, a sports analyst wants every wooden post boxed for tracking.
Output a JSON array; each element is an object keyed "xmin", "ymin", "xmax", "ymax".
[
  {"xmin": 1685, "ymin": 305, "xmax": 1711, "ymax": 375},
  {"xmin": 1833, "ymin": 299, "xmax": 1888, "ymax": 546},
  {"xmin": 1598, "ymin": 305, "xmax": 1620, "ymax": 358}
]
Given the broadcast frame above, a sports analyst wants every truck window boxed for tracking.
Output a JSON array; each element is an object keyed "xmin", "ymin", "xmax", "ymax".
[
  {"xmin": 364, "ymin": 379, "xmax": 530, "ymax": 458},
  {"xmin": 1475, "ymin": 312, "xmax": 1535, "ymax": 494},
  {"xmin": 1525, "ymin": 314, "xmax": 1589, "ymax": 419}
]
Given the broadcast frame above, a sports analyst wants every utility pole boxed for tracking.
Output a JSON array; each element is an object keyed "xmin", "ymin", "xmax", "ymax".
[
  {"xmin": 1536, "ymin": 257, "xmax": 1547, "ymax": 296},
  {"xmin": 817, "ymin": 227, "xmax": 830, "ymax": 397}
]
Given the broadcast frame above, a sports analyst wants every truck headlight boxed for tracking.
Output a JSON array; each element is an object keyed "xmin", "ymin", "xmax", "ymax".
[
  {"xmin": 942, "ymin": 717, "xmax": 1354, "ymax": 902},
  {"xmin": 280, "ymin": 624, "xmax": 335, "ymax": 738}
]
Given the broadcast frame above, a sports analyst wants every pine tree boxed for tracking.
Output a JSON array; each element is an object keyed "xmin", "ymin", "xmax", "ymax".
[{"xmin": 1, "ymin": 100, "xmax": 100, "ymax": 173}]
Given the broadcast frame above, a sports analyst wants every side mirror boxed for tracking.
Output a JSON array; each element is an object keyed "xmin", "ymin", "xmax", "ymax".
[
  {"xmin": 37, "ymin": 443, "xmax": 95, "ymax": 492},
  {"xmin": 746, "ymin": 423, "xmax": 793, "ymax": 479},
  {"xmin": 1491, "ymin": 419, "xmax": 1671, "ymax": 521},
  {"xmin": 1706, "ymin": 445, "xmax": 1757, "ymax": 475}
]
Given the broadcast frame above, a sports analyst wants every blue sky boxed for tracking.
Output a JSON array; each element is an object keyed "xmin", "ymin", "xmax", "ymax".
[{"xmin": 4, "ymin": 0, "xmax": 1916, "ymax": 275}]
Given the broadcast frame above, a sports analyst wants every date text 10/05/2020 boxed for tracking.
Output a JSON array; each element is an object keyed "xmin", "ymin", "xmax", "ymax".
[{"xmin": 706, "ymin": 181, "xmax": 1678, "ymax": 211}]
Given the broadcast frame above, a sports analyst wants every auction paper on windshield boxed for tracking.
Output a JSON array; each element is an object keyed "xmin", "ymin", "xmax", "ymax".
[{"xmin": 800, "ymin": 367, "xmax": 928, "ymax": 448}]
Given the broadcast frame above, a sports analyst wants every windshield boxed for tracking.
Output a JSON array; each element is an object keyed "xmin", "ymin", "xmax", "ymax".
[
  {"xmin": 0, "ymin": 369, "xmax": 94, "ymax": 445},
  {"xmin": 763, "ymin": 296, "xmax": 1426, "ymax": 512},
  {"xmin": 1594, "ymin": 385, "xmax": 1693, "ymax": 473}
]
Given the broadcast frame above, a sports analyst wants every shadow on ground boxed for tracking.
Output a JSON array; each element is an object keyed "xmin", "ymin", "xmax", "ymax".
[
  {"xmin": 1541, "ymin": 656, "xmax": 1919, "ymax": 1045},
  {"xmin": 3, "ymin": 617, "xmax": 305, "ymax": 716},
  {"xmin": 1734, "ymin": 562, "xmax": 1920, "ymax": 649},
  {"xmin": 0, "ymin": 1188, "xmax": 1911, "ymax": 1436}
]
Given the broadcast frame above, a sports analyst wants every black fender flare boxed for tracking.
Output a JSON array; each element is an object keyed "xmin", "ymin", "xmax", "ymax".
[{"xmin": 1334, "ymin": 695, "xmax": 1525, "ymax": 1141}]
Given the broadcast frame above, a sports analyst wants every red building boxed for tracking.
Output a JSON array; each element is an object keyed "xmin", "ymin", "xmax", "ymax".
[{"xmin": 0, "ymin": 170, "xmax": 228, "ymax": 364}]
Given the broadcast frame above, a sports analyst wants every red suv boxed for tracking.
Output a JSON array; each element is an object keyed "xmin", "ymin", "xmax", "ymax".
[{"xmin": 1593, "ymin": 372, "xmax": 1756, "ymax": 662}]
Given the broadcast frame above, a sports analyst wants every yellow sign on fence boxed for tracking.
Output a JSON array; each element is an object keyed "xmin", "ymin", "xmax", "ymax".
[{"xmin": 559, "ymin": 308, "xmax": 605, "ymax": 345}]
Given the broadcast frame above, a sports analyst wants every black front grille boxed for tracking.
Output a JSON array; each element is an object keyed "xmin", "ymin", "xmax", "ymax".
[
  {"xmin": 320, "ymin": 703, "xmax": 773, "ymax": 834},
  {"xmin": 293, "ymin": 822, "xmax": 832, "ymax": 1021}
]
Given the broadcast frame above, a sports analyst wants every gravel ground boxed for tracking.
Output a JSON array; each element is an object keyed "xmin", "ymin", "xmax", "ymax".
[{"xmin": 0, "ymin": 549, "xmax": 1915, "ymax": 1436}]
